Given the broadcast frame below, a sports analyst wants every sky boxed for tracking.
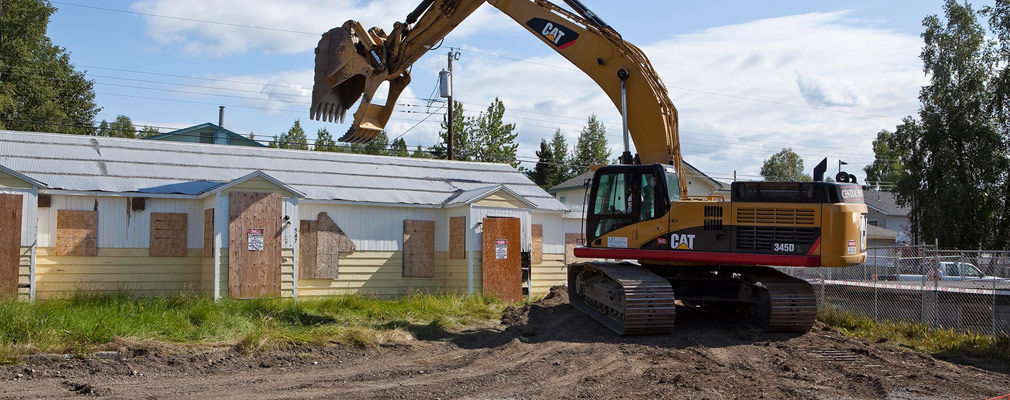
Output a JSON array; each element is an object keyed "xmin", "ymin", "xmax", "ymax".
[{"xmin": 43, "ymin": 0, "xmax": 992, "ymax": 184}]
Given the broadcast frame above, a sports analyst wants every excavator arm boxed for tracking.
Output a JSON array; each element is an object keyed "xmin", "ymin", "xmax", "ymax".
[{"xmin": 310, "ymin": 0, "xmax": 688, "ymax": 196}]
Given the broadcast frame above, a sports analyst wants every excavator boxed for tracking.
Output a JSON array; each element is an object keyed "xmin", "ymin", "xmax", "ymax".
[{"xmin": 309, "ymin": 0, "xmax": 869, "ymax": 335}]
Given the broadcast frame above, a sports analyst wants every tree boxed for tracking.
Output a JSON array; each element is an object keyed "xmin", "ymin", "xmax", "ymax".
[
  {"xmin": 360, "ymin": 131, "xmax": 389, "ymax": 155},
  {"xmin": 390, "ymin": 137, "xmax": 409, "ymax": 157},
  {"xmin": 572, "ymin": 115, "xmax": 611, "ymax": 176},
  {"xmin": 314, "ymin": 128, "xmax": 338, "ymax": 152},
  {"xmin": 410, "ymin": 145, "xmax": 434, "ymax": 158},
  {"xmin": 863, "ymin": 129, "xmax": 904, "ymax": 190},
  {"xmin": 889, "ymin": 1, "xmax": 1007, "ymax": 249},
  {"xmin": 985, "ymin": 0, "xmax": 1010, "ymax": 249},
  {"xmin": 548, "ymin": 129, "xmax": 572, "ymax": 186},
  {"xmin": 97, "ymin": 115, "xmax": 135, "ymax": 138},
  {"xmin": 275, "ymin": 120, "xmax": 309, "ymax": 150},
  {"xmin": 433, "ymin": 100, "xmax": 474, "ymax": 160},
  {"xmin": 137, "ymin": 125, "xmax": 160, "ymax": 139},
  {"xmin": 472, "ymin": 98, "xmax": 519, "ymax": 167},
  {"xmin": 0, "ymin": 0, "xmax": 100, "ymax": 134},
  {"xmin": 760, "ymin": 148, "xmax": 811, "ymax": 181},
  {"xmin": 531, "ymin": 139, "xmax": 556, "ymax": 188}
]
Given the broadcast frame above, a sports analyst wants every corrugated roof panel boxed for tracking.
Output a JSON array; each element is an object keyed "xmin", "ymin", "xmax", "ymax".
[{"xmin": 0, "ymin": 130, "xmax": 566, "ymax": 210}]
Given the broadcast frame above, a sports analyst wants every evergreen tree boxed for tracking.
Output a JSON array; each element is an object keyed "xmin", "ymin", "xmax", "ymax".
[
  {"xmin": 531, "ymin": 139, "xmax": 556, "ymax": 188},
  {"xmin": 390, "ymin": 137, "xmax": 409, "ymax": 157},
  {"xmin": 548, "ymin": 129, "xmax": 571, "ymax": 186},
  {"xmin": 410, "ymin": 145, "xmax": 434, "ymax": 158},
  {"xmin": 361, "ymin": 131, "xmax": 389, "ymax": 155},
  {"xmin": 433, "ymin": 100, "xmax": 474, "ymax": 160},
  {"xmin": 314, "ymin": 128, "xmax": 338, "ymax": 152},
  {"xmin": 275, "ymin": 120, "xmax": 309, "ymax": 150},
  {"xmin": 572, "ymin": 115, "xmax": 611, "ymax": 176},
  {"xmin": 97, "ymin": 115, "xmax": 135, "ymax": 138},
  {"xmin": 472, "ymin": 98, "xmax": 519, "ymax": 167},
  {"xmin": 0, "ymin": 0, "xmax": 100, "ymax": 134},
  {"xmin": 137, "ymin": 125, "xmax": 159, "ymax": 138}
]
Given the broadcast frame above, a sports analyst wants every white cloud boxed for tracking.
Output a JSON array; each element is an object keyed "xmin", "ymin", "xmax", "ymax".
[
  {"xmin": 131, "ymin": 0, "xmax": 514, "ymax": 56},
  {"xmin": 162, "ymin": 9, "xmax": 926, "ymax": 183}
]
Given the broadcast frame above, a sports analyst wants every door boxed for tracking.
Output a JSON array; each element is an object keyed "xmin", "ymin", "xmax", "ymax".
[
  {"xmin": 586, "ymin": 165, "xmax": 670, "ymax": 247},
  {"xmin": 0, "ymin": 194, "xmax": 22, "ymax": 297},
  {"xmin": 229, "ymin": 192, "xmax": 282, "ymax": 298},
  {"xmin": 482, "ymin": 217, "xmax": 522, "ymax": 301}
]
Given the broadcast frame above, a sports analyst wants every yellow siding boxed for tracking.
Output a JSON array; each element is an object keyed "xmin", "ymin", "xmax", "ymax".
[
  {"xmin": 531, "ymin": 252, "xmax": 567, "ymax": 296},
  {"xmin": 281, "ymin": 248, "xmax": 295, "ymax": 298},
  {"xmin": 18, "ymin": 247, "xmax": 30, "ymax": 300},
  {"xmin": 299, "ymin": 251, "xmax": 475, "ymax": 299},
  {"xmin": 35, "ymin": 248, "xmax": 205, "ymax": 299},
  {"xmin": 200, "ymin": 249, "xmax": 228, "ymax": 298},
  {"xmin": 474, "ymin": 192, "xmax": 527, "ymax": 209},
  {"xmin": 222, "ymin": 176, "xmax": 296, "ymax": 197},
  {"xmin": 0, "ymin": 171, "xmax": 31, "ymax": 189}
]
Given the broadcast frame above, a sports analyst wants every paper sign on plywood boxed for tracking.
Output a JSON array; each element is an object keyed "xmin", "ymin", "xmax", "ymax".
[
  {"xmin": 495, "ymin": 239, "xmax": 508, "ymax": 259},
  {"xmin": 248, "ymin": 228, "xmax": 264, "ymax": 251}
]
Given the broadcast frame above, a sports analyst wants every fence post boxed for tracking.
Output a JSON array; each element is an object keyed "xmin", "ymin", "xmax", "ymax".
[{"xmin": 873, "ymin": 248, "xmax": 879, "ymax": 320}]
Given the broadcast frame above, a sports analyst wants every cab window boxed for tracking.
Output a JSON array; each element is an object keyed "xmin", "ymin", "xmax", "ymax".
[
  {"xmin": 593, "ymin": 173, "xmax": 630, "ymax": 215},
  {"xmin": 963, "ymin": 264, "xmax": 982, "ymax": 278},
  {"xmin": 640, "ymin": 173, "xmax": 657, "ymax": 221}
]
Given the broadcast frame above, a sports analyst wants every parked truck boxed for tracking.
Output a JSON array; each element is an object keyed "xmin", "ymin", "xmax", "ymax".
[{"xmin": 879, "ymin": 261, "xmax": 1008, "ymax": 282}]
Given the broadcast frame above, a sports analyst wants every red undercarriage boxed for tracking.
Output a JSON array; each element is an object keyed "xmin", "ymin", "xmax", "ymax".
[{"xmin": 573, "ymin": 247, "xmax": 821, "ymax": 267}]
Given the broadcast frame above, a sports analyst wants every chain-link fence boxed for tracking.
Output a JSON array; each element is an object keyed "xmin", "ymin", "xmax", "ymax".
[{"xmin": 778, "ymin": 245, "xmax": 1010, "ymax": 336}]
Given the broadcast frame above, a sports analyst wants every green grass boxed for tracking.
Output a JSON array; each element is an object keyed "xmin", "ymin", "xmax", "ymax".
[
  {"xmin": 819, "ymin": 308, "xmax": 1010, "ymax": 361},
  {"xmin": 0, "ymin": 292, "xmax": 508, "ymax": 360}
]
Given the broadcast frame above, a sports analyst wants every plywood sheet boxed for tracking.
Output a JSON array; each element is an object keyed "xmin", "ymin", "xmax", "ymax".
[
  {"xmin": 0, "ymin": 194, "xmax": 22, "ymax": 296},
  {"xmin": 531, "ymin": 224, "xmax": 543, "ymax": 265},
  {"xmin": 403, "ymin": 220, "xmax": 435, "ymax": 278},
  {"xmin": 299, "ymin": 212, "xmax": 355, "ymax": 280},
  {"xmin": 203, "ymin": 209, "xmax": 214, "ymax": 258},
  {"xmin": 449, "ymin": 216, "xmax": 465, "ymax": 259},
  {"xmin": 229, "ymin": 192, "xmax": 282, "ymax": 298},
  {"xmin": 55, "ymin": 210, "xmax": 97, "ymax": 256},
  {"xmin": 565, "ymin": 233, "xmax": 593, "ymax": 265},
  {"xmin": 150, "ymin": 212, "xmax": 188, "ymax": 257},
  {"xmin": 482, "ymin": 217, "xmax": 522, "ymax": 301}
]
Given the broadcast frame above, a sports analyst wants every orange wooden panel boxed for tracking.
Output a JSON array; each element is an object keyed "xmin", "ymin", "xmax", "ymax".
[
  {"xmin": 0, "ymin": 194, "xmax": 22, "ymax": 296},
  {"xmin": 228, "ymin": 192, "xmax": 282, "ymax": 298},
  {"xmin": 403, "ymin": 220, "xmax": 435, "ymax": 278},
  {"xmin": 55, "ymin": 210, "xmax": 97, "ymax": 256},
  {"xmin": 481, "ymin": 217, "xmax": 522, "ymax": 301}
]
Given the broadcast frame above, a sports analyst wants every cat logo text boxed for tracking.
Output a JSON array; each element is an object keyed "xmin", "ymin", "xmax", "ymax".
[
  {"xmin": 525, "ymin": 18, "xmax": 579, "ymax": 49},
  {"xmin": 671, "ymin": 234, "xmax": 695, "ymax": 250}
]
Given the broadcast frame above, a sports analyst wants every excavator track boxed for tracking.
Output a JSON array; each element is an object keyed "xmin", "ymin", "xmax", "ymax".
[
  {"xmin": 568, "ymin": 262, "xmax": 676, "ymax": 336},
  {"xmin": 739, "ymin": 267, "xmax": 818, "ymax": 332}
]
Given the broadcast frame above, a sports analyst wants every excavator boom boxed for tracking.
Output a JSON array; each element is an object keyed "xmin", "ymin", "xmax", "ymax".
[{"xmin": 310, "ymin": 0, "xmax": 688, "ymax": 195}]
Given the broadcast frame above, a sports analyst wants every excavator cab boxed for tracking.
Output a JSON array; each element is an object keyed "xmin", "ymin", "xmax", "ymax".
[{"xmin": 585, "ymin": 164, "xmax": 678, "ymax": 245}]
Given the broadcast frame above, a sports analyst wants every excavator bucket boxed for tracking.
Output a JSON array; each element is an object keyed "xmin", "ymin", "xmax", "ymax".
[{"xmin": 310, "ymin": 21, "xmax": 410, "ymax": 143}]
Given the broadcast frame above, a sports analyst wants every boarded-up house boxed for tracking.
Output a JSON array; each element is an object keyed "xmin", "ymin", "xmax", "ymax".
[{"xmin": 0, "ymin": 131, "xmax": 567, "ymax": 301}]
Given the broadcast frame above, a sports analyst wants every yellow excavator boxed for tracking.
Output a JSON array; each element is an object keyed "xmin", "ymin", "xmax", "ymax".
[{"xmin": 310, "ymin": 0, "xmax": 868, "ymax": 335}]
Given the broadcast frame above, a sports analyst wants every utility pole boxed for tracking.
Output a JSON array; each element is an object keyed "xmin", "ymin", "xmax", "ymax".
[{"xmin": 440, "ymin": 49, "xmax": 460, "ymax": 160}]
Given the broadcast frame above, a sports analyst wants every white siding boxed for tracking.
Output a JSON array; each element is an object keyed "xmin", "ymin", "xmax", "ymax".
[
  {"xmin": 469, "ymin": 206, "xmax": 531, "ymax": 251},
  {"xmin": 298, "ymin": 202, "xmax": 446, "ymax": 251},
  {"xmin": 562, "ymin": 216, "xmax": 584, "ymax": 238},
  {"xmin": 532, "ymin": 212, "xmax": 564, "ymax": 254},
  {"xmin": 37, "ymin": 195, "xmax": 204, "ymax": 248},
  {"xmin": 0, "ymin": 188, "xmax": 37, "ymax": 247}
]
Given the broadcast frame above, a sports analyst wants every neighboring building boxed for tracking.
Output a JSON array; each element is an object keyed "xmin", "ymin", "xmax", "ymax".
[
  {"xmin": 0, "ymin": 130, "xmax": 567, "ymax": 301},
  {"xmin": 144, "ymin": 123, "xmax": 265, "ymax": 147},
  {"xmin": 863, "ymin": 190, "xmax": 911, "ymax": 244},
  {"xmin": 866, "ymin": 224, "xmax": 899, "ymax": 248}
]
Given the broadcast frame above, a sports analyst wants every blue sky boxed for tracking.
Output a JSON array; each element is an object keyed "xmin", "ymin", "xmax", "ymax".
[{"xmin": 44, "ymin": 0, "xmax": 991, "ymax": 184}]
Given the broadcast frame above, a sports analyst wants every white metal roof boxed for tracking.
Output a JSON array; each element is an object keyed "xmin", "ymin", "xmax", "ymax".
[{"xmin": 0, "ymin": 130, "xmax": 566, "ymax": 211}]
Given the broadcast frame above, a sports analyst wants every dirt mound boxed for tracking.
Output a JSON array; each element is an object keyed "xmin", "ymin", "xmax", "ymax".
[{"xmin": 4, "ymin": 288, "xmax": 1010, "ymax": 399}]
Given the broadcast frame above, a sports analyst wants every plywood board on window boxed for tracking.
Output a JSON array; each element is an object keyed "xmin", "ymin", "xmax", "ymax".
[
  {"xmin": 565, "ymin": 233, "xmax": 592, "ymax": 265},
  {"xmin": 403, "ymin": 220, "xmax": 435, "ymax": 278},
  {"xmin": 55, "ymin": 210, "xmax": 98, "ymax": 256},
  {"xmin": 228, "ymin": 192, "xmax": 282, "ymax": 298},
  {"xmin": 0, "ymin": 194, "xmax": 22, "ymax": 296},
  {"xmin": 300, "ymin": 212, "xmax": 355, "ymax": 280},
  {"xmin": 449, "ymin": 216, "xmax": 465, "ymax": 259},
  {"xmin": 531, "ymin": 224, "xmax": 543, "ymax": 265},
  {"xmin": 482, "ymin": 217, "xmax": 522, "ymax": 301},
  {"xmin": 150, "ymin": 212, "xmax": 188, "ymax": 257},
  {"xmin": 203, "ymin": 209, "xmax": 214, "ymax": 258}
]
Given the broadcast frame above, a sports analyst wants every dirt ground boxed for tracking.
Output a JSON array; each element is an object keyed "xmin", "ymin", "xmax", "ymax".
[{"xmin": 3, "ymin": 286, "xmax": 1010, "ymax": 399}]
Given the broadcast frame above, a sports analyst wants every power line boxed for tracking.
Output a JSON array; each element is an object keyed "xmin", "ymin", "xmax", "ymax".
[{"xmin": 50, "ymin": 1, "xmax": 319, "ymax": 35}]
